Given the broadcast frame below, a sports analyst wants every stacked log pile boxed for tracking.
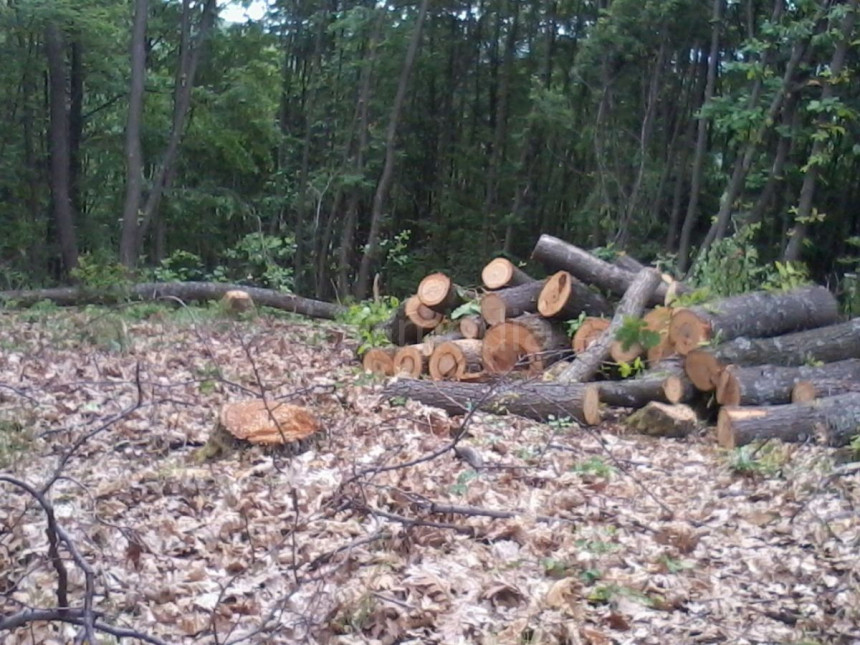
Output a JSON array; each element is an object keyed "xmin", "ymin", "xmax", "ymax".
[{"xmin": 369, "ymin": 234, "xmax": 859, "ymax": 448}]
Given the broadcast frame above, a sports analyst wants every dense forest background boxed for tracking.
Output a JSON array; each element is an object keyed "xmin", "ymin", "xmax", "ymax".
[{"xmin": 1, "ymin": 0, "xmax": 858, "ymax": 301}]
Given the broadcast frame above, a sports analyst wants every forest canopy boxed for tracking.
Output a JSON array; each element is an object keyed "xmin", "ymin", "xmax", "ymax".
[{"xmin": 0, "ymin": 0, "xmax": 858, "ymax": 300}]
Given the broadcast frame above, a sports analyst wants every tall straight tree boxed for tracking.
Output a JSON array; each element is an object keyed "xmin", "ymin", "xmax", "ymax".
[
  {"xmin": 355, "ymin": 0, "xmax": 430, "ymax": 298},
  {"xmin": 44, "ymin": 21, "xmax": 78, "ymax": 275}
]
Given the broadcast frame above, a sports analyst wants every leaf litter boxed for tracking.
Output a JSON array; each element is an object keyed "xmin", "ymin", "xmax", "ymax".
[{"xmin": 0, "ymin": 305, "xmax": 858, "ymax": 644}]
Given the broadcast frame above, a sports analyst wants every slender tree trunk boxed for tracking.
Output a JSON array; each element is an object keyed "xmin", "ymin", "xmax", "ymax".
[
  {"xmin": 748, "ymin": 94, "xmax": 798, "ymax": 227},
  {"xmin": 119, "ymin": 0, "xmax": 149, "ymax": 267},
  {"xmin": 784, "ymin": 0, "xmax": 858, "ymax": 261},
  {"xmin": 68, "ymin": 40, "xmax": 84, "ymax": 222},
  {"xmin": 44, "ymin": 22, "xmax": 78, "ymax": 275},
  {"xmin": 354, "ymin": 0, "xmax": 430, "ymax": 298},
  {"xmin": 677, "ymin": 0, "xmax": 722, "ymax": 274}
]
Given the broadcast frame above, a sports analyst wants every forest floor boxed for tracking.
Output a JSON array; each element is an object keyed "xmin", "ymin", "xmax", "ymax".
[{"xmin": 0, "ymin": 305, "xmax": 858, "ymax": 645}]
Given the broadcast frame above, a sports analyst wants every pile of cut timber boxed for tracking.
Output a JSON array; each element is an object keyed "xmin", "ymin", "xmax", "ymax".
[{"xmin": 369, "ymin": 234, "xmax": 859, "ymax": 447}]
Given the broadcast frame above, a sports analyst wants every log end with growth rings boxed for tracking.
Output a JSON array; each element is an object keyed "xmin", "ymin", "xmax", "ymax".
[
  {"xmin": 482, "ymin": 257, "xmax": 517, "ymax": 289},
  {"xmin": 791, "ymin": 380, "xmax": 816, "ymax": 403},
  {"xmin": 715, "ymin": 368, "xmax": 742, "ymax": 406},
  {"xmin": 717, "ymin": 407, "xmax": 766, "ymax": 449},
  {"xmin": 684, "ymin": 349, "xmax": 723, "ymax": 392},
  {"xmin": 417, "ymin": 272, "xmax": 454, "ymax": 309},
  {"xmin": 572, "ymin": 317, "xmax": 609, "ymax": 354},
  {"xmin": 394, "ymin": 346, "xmax": 425, "ymax": 378},
  {"xmin": 405, "ymin": 295, "xmax": 443, "ymax": 330},
  {"xmin": 662, "ymin": 375, "xmax": 687, "ymax": 404},
  {"xmin": 429, "ymin": 340, "xmax": 482, "ymax": 380},
  {"xmin": 582, "ymin": 385, "xmax": 602, "ymax": 426},
  {"xmin": 669, "ymin": 308, "xmax": 711, "ymax": 355},
  {"xmin": 483, "ymin": 323, "xmax": 544, "ymax": 374},
  {"xmin": 362, "ymin": 348, "xmax": 395, "ymax": 376},
  {"xmin": 480, "ymin": 293, "xmax": 507, "ymax": 326},
  {"xmin": 537, "ymin": 271, "xmax": 572, "ymax": 318}
]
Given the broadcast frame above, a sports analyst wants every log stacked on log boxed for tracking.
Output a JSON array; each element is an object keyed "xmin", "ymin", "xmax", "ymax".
[{"xmin": 363, "ymin": 234, "xmax": 857, "ymax": 445}]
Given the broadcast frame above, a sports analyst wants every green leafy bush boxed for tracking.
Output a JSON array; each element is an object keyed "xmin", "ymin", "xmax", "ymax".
[
  {"xmin": 71, "ymin": 252, "xmax": 130, "ymax": 293},
  {"xmin": 339, "ymin": 296, "xmax": 400, "ymax": 354}
]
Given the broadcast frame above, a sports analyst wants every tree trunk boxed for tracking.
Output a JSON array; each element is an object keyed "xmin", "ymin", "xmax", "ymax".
[
  {"xmin": 557, "ymin": 269, "xmax": 662, "ymax": 383},
  {"xmin": 482, "ymin": 314, "xmax": 570, "ymax": 374},
  {"xmin": 677, "ymin": 0, "xmax": 722, "ymax": 274},
  {"xmin": 531, "ymin": 235, "xmax": 679, "ymax": 306},
  {"xmin": 119, "ymin": 0, "xmax": 149, "ymax": 268},
  {"xmin": 784, "ymin": 0, "xmax": 859, "ymax": 261},
  {"xmin": 0, "ymin": 282, "xmax": 344, "ymax": 319},
  {"xmin": 716, "ymin": 359, "xmax": 860, "ymax": 407},
  {"xmin": 717, "ymin": 393, "xmax": 860, "ymax": 449},
  {"xmin": 684, "ymin": 318, "xmax": 860, "ymax": 391},
  {"xmin": 480, "ymin": 280, "xmax": 547, "ymax": 326},
  {"xmin": 45, "ymin": 22, "xmax": 78, "ymax": 275},
  {"xmin": 383, "ymin": 378, "xmax": 602, "ymax": 426},
  {"xmin": 668, "ymin": 285, "xmax": 839, "ymax": 355},
  {"xmin": 355, "ymin": 0, "xmax": 430, "ymax": 298}
]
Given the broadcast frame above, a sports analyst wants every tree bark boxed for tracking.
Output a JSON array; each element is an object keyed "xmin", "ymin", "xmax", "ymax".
[
  {"xmin": 119, "ymin": 0, "xmax": 149, "ymax": 268},
  {"xmin": 717, "ymin": 393, "xmax": 860, "ymax": 449},
  {"xmin": 668, "ymin": 285, "xmax": 839, "ymax": 355},
  {"xmin": 0, "ymin": 282, "xmax": 344, "ymax": 319},
  {"xmin": 355, "ymin": 0, "xmax": 430, "ymax": 298},
  {"xmin": 383, "ymin": 378, "xmax": 602, "ymax": 426},
  {"xmin": 531, "ymin": 235, "xmax": 679, "ymax": 306},
  {"xmin": 45, "ymin": 22, "xmax": 78, "ymax": 275},
  {"xmin": 480, "ymin": 280, "xmax": 546, "ymax": 326},
  {"xmin": 557, "ymin": 268, "xmax": 662, "ymax": 383},
  {"xmin": 716, "ymin": 359, "xmax": 860, "ymax": 407},
  {"xmin": 684, "ymin": 318, "xmax": 860, "ymax": 391}
]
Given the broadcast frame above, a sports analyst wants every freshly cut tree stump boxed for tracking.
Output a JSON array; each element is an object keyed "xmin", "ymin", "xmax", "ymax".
[
  {"xmin": 362, "ymin": 348, "xmax": 396, "ymax": 376},
  {"xmin": 792, "ymin": 379, "xmax": 860, "ymax": 403},
  {"xmin": 717, "ymin": 393, "xmax": 860, "ymax": 448},
  {"xmin": 684, "ymin": 318, "xmax": 860, "ymax": 391},
  {"xmin": 538, "ymin": 271, "xmax": 612, "ymax": 319},
  {"xmin": 716, "ymin": 359, "xmax": 860, "ymax": 407},
  {"xmin": 383, "ymin": 379, "xmax": 602, "ymax": 426},
  {"xmin": 480, "ymin": 280, "xmax": 546, "ymax": 326},
  {"xmin": 572, "ymin": 317, "xmax": 610, "ymax": 353},
  {"xmin": 220, "ymin": 289, "xmax": 255, "ymax": 316},
  {"xmin": 626, "ymin": 402, "xmax": 698, "ymax": 438},
  {"xmin": 429, "ymin": 339, "xmax": 484, "ymax": 380},
  {"xmin": 557, "ymin": 268, "xmax": 663, "ymax": 383},
  {"xmin": 482, "ymin": 257, "xmax": 534, "ymax": 289},
  {"xmin": 459, "ymin": 315, "xmax": 486, "ymax": 339},
  {"xmin": 393, "ymin": 345, "xmax": 428, "ymax": 378},
  {"xmin": 531, "ymin": 234, "xmax": 678, "ymax": 306},
  {"xmin": 668, "ymin": 285, "xmax": 839, "ymax": 355},
  {"xmin": 482, "ymin": 314, "xmax": 570, "ymax": 374},
  {"xmin": 417, "ymin": 272, "xmax": 463, "ymax": 313}
]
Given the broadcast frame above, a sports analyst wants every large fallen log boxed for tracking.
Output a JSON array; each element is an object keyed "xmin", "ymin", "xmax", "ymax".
[
  {"xmin": 684, "ymin": 318, "xmax": 860, "ymax": 391},
  {"xmin": 0, "ymin": 281, "xmax": 345, "ymax": 319},
  {"xmin": 482, "ymin": 314, "xmax": 570, "ymax": 374},
  {"xmin": 717, "ymin": 393, "xmax": 860, "ymax": 448},
  {"xmin": 537, "ymin": 271, "xmax": 613, "ymax": 319},
  {"xmin": 481, "ymin": 258, "xmax": 534, "ymax": 289},
  {"xmin": 384, "ymin": 378, "xmax": 602, "ymax": 426},
  {"xmin": 531, "ymin": 235, "xmax": 678, "ymax": 306},
  {"xmin": 716, "ymin": 359, "xmax": 860, "ymax": 407},
  {"xmin": 668, "ymin": 285, "xmax": 839, "ymax": 355},
  {"xmin": 557, "ymin": 268, "xmax": 663, "ymax": 383},
  {"xmin": 480, "ymin": 280, "xmax": 546, "ymax": 326}
]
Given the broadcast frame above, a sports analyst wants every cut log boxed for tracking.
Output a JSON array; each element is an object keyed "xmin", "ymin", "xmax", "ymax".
[
  {"xmin": 362, "ymin": 347, "xmax": 396, "ymax": 376},
  {"xmin": 684, "ymin": 318, "xmax": 860, "ymax": 391},
  {"xmin": 417, "ymin": 273, "xmax": 463, "ymax": 314},
  {"xmin": 531, "ymin": 235, "xmax": 679, "ymax": 306},
  {"xmin": 668, "ymin": 285, "xmax": 839, "ymax": 355},
  {"xmin": 538, "ymin": 271, "xmax": 613, "ymax": 320},
  {"xmin": 662, "ymin": 374, "xmax": 697, "ymax": 405},
  {"xmin": 717, "ymin": 393, "xmax": 860, "ymax": 448},
  {"xmin": 0, "ymin": 281, "xmax": 345, "ymax": 319},
  {"xmin": 792, "ymin": 379, "xmax": 860, "ymax": 403},
  {"xmin": 429, "ymin": 339, "xmax": 484, "ymax": 381},
  {"xmin": 481, "ymin": 257, "xmax": 534, "ymax": 289},
  {"xmin": 594, "ymin": 375, "xmax": 669, "ymax": 408},
  {"xmin": 643, "ymin": 306, "xmax": 675, "ymax": 365},
  {"xmin": 572, "ymin": 317, "xmax": 610, "ymax": 353},
  {"xmin": 480, "ymin": 280, "xmax": 546, "ymax": 326},
  {"xmin": 376, "ymin": 296, "xmax": 442, "ymax": 345},
  {"xmin": 557, "ymin": 268, "xmax": 663, "ymax": 383},
  {"xmin": 220, "ymin": 289, "xmax": 255, "ymax": 316},
  {"xmin": 393, "ymin": 345, "xmax": 428, "ymax": 378},
  {"xmin": 612, "ymin": 253, "xmax": 646, "ymax": 273},
  {"xmin": 383, "ymin": 379, "xmax": 602, "ymax": 426},
  {"xmin": 459, "ymin": 315, "xmax": 486, "ymax": 340},
  {"xmin": 716, "ymin": 359, "xmax": 860, "ymax": 407},
  {"xmin": 626, "ymin": 402, "xmax": 698, "ymax": 438},
  {"xmin": 482, "ymin": 314, "xmax": 571, "ymax": 374}
]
